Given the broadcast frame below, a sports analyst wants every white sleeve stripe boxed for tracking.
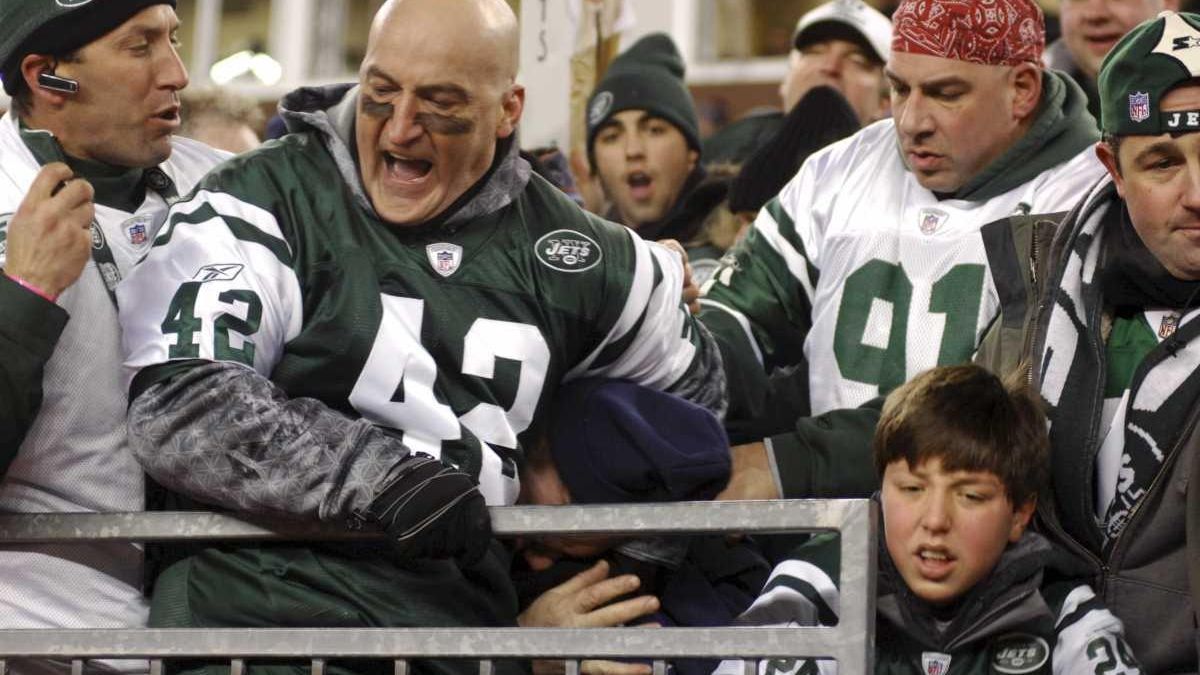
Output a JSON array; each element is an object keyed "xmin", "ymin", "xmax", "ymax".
[
  {"xmin": 698, "ymin": 298, "xmax": 765, "ymax": 366},
  {"xmin": 767, "ymin": 559, "xmax": 840, "ymax": 616},
  {"xmin": 170, "ymin": 189, "xmax": 293, "ymax": 255},
  {"xmin": 567, "ymin": 228, "xmax": 654, "ymax": 379},
  {"xmin": 594, "ymin": 242, "xmax": 696, "ymax": 386},
  {"xmin": 755, "ymin": 208, "xmax": 816, "ymax": 305},
  {"xmin": 1056, "ymin": 584, "xmax": 1097, "ymax": 628}
]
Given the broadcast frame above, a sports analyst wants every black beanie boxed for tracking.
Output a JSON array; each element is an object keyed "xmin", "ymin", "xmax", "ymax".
[
  {"xmin": 0, "ymin": 0, "xmax": 177, "ymax": 96},
  {"xmin": 586, "ymin": 33, "xmax": 700, "ymax": 165},
  {"xmin": 727, "ymin": 86, "xmax": 859, "ymax": 214}
]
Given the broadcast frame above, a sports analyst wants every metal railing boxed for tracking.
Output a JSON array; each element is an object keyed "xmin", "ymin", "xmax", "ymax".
[{"xmin": 0, "ymin": 500, "xmax": 877, "ymax": 674}]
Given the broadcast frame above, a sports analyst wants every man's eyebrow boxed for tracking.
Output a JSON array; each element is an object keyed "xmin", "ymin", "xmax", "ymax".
[
  {"xmin": 415, "ymin": 83, "xmax": 471, "ymax": 102},
  {"xmin": 883, "ymin": 71, "xmax": 970, "ymax": 91},
  {"xmin": 115, "ymin": 20, "xmax": 177, "ymax": 44},
  {"xmin": 364, "ymin": 66, "xmax": 399, "ymax": 87},
  {"xmin": 1133, "ymin": 140, "xmax": 1180, "ymax": 163}
]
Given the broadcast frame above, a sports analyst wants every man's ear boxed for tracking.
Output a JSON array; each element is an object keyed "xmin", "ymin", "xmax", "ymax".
[
  {"xmin": 20, "ymin": 53, "xmax": 72, "ymax": 107},
  {"xmin": 1010, "ymin": 62, "xmax": 1042, "ymax": 122},
  {"xmin": 497, "ymin": 83, "xmax": 525, "ymax": 139},
  {"xmin": 687, "ymin": 148, "xmax": 699, "ymax": 172},
  {"xmin": 1008, "ymin": 496, "xmax": 1037, "ymax": 543},
  {"xmin": 1096, "ymin": 140, "xmax": 1126, "ymax": 199}
]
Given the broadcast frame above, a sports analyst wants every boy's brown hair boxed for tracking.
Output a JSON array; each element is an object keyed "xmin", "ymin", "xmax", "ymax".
[{"xmin": 873, "ymin": 364, "xmax": 1049, "ymax": 507}]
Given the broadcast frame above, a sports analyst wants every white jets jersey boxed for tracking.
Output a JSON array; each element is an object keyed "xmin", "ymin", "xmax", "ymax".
[
  {"xmin": 704, "ymin": 119, "xmax": 1105, "ymax": 414},
  {"xmin": 0, "ymin": 111, "xmax": 226, "ymax": 657}
]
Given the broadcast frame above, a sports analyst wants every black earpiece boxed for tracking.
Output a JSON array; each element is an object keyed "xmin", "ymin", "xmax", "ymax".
[{"xmin": 37, "ymin": 72, "xmax": 79, "ymax": 94}]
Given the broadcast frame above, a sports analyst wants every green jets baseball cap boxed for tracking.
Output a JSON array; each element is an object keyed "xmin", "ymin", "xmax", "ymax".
[{"xmin": 1099, "ymin": 10, "xmax": 1200, "ymax": 135}]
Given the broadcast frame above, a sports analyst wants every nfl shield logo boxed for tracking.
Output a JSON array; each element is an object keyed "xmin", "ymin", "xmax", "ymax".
[
  {"xmin": 426, "ymin": 242, "xmax": 463, "ymax": 278},
  {"xmin": 128, "ymin": 222, "xmax": 147, "ymax": 245},
  {"xmin": 921, "ymin": 652, "xmax": 951, "ymax": 675},
  {"xmin": 918, "ymin": 208, "xmax": 949, "ymax": 235},
  {"xmin": 1129, "ymin": 92, "xmax": 1150, "ymax": 123}
]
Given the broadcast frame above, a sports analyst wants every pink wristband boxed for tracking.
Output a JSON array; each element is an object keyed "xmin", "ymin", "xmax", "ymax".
[{"xmin": 6, "ymin": 273, "xmax": 58, "ymax": 303}]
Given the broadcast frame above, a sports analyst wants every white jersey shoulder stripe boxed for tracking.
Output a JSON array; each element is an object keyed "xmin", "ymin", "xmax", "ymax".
[
  {"xmin": 568, "ymin": 229, "xmax": 655, "ymax": 376},
  {"xmin": 755, "ymin": 201, "xmax": 816, "ymax": 305},
  {"xmin": 697, "ymin": 298, "xmax": 764, "ymax": 367},
  {"xmin": 166, "ymin": 189, "xmax": 293, "ymax": 255}
]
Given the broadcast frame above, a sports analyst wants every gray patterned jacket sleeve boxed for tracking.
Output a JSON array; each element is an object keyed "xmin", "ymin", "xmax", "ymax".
[
  {"xmin": 664, "ymin": 319, "xmax": 728, "ymax": 420},
  {"xmin": 127, "ymin": 361, "xmax": 411, "ymax": 522}
]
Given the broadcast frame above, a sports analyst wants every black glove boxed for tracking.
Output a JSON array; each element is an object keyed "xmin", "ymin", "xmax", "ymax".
[{"xmin": 366, "ymin": 453, "xmax": 492, "ymax": 565}]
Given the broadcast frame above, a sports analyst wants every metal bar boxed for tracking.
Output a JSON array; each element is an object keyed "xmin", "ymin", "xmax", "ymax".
[
  {"xmin": 0, "ymin": 500, "xmax": 876, "ymax": 671},
  {"xmin": 565, "ymin": 660, "xmax": 579, "ymax": 675},
  {"xmin": 312, "ymin": 658, "xmax": 325, "ymax": 675},
  {"xmin": 833, "ymin": 500, "xmax": 877, "ymax": 673},
  {"xmin": 478, "ymin": 660, "xmax": 493, "ymax": 675},
  {"xmin": 0, "ymin": 501, "xmax": 852, "ymax": 544},
  {"xmin": 70, "ymin": 659, "xmax": 82, "ymax": 675},
  {"xmin": 0, "ymin": 627, "xmax": 848, "ymax": 659},
  {"xmin": 150, "ymin": 659, "xmax": 163, "ymax": 675},
  {"xmin": 652, "ymin": 660, "xmax": 666, "ymax": 675}
]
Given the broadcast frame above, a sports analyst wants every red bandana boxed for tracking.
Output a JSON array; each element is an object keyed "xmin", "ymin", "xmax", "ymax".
[{"xmin": 891, "ymin": 0, "xmax": 1044, "ymax": 66}]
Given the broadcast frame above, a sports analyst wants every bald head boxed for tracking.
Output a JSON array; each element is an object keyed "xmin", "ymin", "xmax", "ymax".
[
  {"xmin": 368, "ymin": 0, "xmax": 519, "ymax": 86},
  {"xmin": 355, "ymin": 0, "xmax": 526, "ymax": 226}
]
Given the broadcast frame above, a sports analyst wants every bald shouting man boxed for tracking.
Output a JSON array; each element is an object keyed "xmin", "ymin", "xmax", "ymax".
[{"xmin": 116, "ymin": 1, "xmax": 724, "ymax": 672}]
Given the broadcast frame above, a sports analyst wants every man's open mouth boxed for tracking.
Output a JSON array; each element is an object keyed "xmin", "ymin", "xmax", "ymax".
[
  {"xmin": 627, "ymin": 171, "xmax": 653, "ymax": 199},
  {"xmin": 385, "ymin": 153, "xmax": 433, "ymax": 181}
]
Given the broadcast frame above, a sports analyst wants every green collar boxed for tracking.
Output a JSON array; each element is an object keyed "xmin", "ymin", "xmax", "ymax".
[{"xmin": 19, "ymin": 120, "xmax": 146, "ymax": 212}]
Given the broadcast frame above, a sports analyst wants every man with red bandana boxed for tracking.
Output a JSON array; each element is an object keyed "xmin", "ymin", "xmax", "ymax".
[{"xmin": 704, "ymin": 0, "xmax": 1107, "ymax": 507}]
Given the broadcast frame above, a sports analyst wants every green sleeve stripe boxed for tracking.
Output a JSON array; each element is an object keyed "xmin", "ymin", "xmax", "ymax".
[
  {"xmin": 590, "ymin": 251, "xmax": 663, "ymax": 370},
  {"xmin": 590, "ymin": 305, "xmax": 649, "ymax": 371},
  {"xmin": 760, "ymin": 198, "xmax": 819, "ymax": 302},
  {"xmin": 155, "ymin": 201, "xmax": 292, "ymax": 268}
]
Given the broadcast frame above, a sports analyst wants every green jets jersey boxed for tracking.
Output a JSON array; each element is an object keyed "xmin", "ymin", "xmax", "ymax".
[{"xmin": 119, "ymin": 129, "xmax": 722, "ymax": 510}]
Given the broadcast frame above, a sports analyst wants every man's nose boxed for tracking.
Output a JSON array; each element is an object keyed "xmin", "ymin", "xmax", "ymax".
[
  {"xmin": 386, "ymin": 95, "xmax": 423, "ymax": 145},
  {"xmin": 895, "ymin": 93, "xmax": 933, "ymax": 139},
  {"xmin": 624, "ymin": 130, "xmax": 646, "ymax": 159},
  {"xmin": 920, "ymin": 493, "xmax": 952, "ymax": 533}
]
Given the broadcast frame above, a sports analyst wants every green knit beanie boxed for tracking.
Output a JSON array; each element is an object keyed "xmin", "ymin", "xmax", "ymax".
[
  {"xmin": 586, "ymin": 33, "xmax": 700, "ymax": 165},
  {"xmin": 0, "ymin": 0, "xmax": 177, "ymax": 96},
  {"xmin": 1098, "ymin": 11, "xmax": 1200, "ymax": 135}
]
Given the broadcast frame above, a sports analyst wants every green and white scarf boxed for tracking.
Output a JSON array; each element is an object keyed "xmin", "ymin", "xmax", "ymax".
[{"xmin": 1034, "ymin": 179, "xmax": 1200, "ymax": 552}]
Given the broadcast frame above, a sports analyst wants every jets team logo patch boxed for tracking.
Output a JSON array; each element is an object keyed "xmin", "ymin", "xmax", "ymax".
[
  {"xmin": 589, "ymin": 91, "xmax": 614, "ymax": 127},
  {"xmin": 193, "ymin": 263, "xmax": 244, "ymax": 282},
  {"xmin": 1129, "ymin": 92, "xmax": 1150, "ymax": 124},
  {"xmin": 426, "ymin": 242, "xmax": 463, "ymax": 278},
  {"xmin": 921, "ymin": 652, "xmax": 951, "ymax": 675},
  {"xmin": 91, "ymin": 222, "xmax": 106, "ymax": 249},
  {"xmin": 992, "ymin": 634, "xmax": 1049, "ymax": 674},
  {"xmin": 0, "ymin": 212, "xmax": 10, "ymax": 259},
  {"xmin": 535, "ymin": 230, "xmax": 602, "ymax": 273}
]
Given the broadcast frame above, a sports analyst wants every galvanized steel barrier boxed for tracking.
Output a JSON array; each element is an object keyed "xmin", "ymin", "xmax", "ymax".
[{"xmin": 0, "ymin": 500, "xmax": 877, "ymax": 674}]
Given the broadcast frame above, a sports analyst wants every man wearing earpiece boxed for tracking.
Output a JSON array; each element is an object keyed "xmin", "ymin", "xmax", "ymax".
[{"xmin": 0, "ymin": 2, "xmax": 226, "ymax": 673}]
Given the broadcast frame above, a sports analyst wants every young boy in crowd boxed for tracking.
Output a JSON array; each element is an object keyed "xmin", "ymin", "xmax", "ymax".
[{"xmin": 715, "ymin": 365, "xmax": 1141, "ymax": 675}]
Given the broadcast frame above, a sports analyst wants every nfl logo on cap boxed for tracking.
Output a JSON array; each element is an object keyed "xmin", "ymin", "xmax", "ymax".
[{"xmin": 1129, "ymin": 91, "xmax": 1150, "ymax": 123}]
